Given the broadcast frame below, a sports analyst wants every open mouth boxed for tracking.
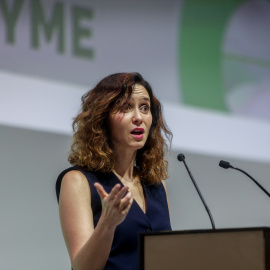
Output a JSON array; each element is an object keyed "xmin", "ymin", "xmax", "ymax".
[
  {"xmin": 131, "ymin": 128, "xmax": 144, "ymax": 135},
  {"xmin": 131, "ymin": 128, "xmax": 144, "ymax": 138}
]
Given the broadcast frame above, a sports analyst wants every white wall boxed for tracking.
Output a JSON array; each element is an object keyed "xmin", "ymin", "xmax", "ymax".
[{"xmin": 0, "ymin": 125, "xmax": 71, "ymax": 270}]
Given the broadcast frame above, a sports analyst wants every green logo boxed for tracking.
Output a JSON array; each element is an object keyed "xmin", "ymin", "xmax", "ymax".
[{"xmin": 179, "ymin": 0, "xmax": 251, "ymax": 112}]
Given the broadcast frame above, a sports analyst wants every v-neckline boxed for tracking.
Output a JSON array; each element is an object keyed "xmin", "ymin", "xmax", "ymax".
[{"xmin": 112, "ymin": 172, "xmax": 147, "ymax": 215}]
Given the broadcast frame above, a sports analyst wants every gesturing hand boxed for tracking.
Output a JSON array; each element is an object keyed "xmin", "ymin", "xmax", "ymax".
[{"xmin": 94, "ymin": 183, "xmax": 133, "ymax": 228}]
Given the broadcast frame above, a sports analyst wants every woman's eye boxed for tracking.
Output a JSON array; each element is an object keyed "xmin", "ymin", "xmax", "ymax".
[{"xmin": 140, "ymin": 104, "xmax": 150, "ymax": 112}]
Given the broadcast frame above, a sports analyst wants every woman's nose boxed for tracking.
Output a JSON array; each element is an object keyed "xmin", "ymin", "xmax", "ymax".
[{"xmin": 132, "ymin": 109, "xmax": 143, "ymax": 124}]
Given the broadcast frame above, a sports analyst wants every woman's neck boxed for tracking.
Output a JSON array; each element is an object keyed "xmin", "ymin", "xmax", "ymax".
[{"xmin": 113, "ymin": 149, "xmax": 137, "ymax": 182}]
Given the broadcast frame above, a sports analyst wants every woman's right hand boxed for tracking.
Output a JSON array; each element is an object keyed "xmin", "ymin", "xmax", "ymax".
[{"xmin": 94, "ymin": 183, "xmax": 133, "ymax": 228}]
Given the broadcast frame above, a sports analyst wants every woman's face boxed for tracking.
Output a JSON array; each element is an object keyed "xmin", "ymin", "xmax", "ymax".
[{"xmin": 108, "ymin": 84, "xmax": 153, "ymax": 152}]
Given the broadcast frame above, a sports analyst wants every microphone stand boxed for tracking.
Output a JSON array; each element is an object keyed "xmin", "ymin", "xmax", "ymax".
[
  {"xmin": 180, "ymin": 156, "xmax": 216, "ymax": 230},
  {"xmin": 234, "ymin": 167, "xmax": 270, "ymax": 198}
]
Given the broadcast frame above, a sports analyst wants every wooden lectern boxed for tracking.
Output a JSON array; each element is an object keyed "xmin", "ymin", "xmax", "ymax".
[{"xmin": 139, "ymin": 227, "xmax": 270, "ymax": 270}]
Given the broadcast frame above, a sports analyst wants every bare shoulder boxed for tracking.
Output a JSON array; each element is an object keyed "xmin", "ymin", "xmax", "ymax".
[
  {"xmin": 60, "ymin": 170, "xmax": 91, "ymax": 200},
  {"xmin": 62, "ymin": 170, "xmax": 89, "ymax": 188},
  {"xmin": 59, "ymin": 170, "xmax": 92, "ymax": 228}
]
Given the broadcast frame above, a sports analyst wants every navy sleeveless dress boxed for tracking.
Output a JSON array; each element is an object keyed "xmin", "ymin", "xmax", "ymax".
[{"xmin": 56, "ymin": 166, "xmax": 171, "ymax": 270}]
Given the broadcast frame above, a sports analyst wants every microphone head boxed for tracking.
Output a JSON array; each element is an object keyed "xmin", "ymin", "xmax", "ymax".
[
  {"xmin": 177, "ymin": 153, "xmax": 185, "ymax": 162},
  {"xmin": 219, "ymin": 160, "xmax": 231, "ymax": 169}
]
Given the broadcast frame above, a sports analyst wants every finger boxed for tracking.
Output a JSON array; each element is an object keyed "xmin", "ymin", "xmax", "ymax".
[
  {"xmin": 114, "ymin": 186, "xmax": 129, "ymax": 203},
  {"xmin": 112, "ymin": 186, "xmax": 130, "ymax": 209},
  {"xmin": 119, "ymin": 191, "xmax": 132, "ymax": 209},
  {"xmin": 94, "ymin": 183, "xmax": 108, "ymax": 199},
  {"xmin": 121, "ymin": 197, "xmax": 134, "ymax": 215},
  {"xmin": 107, "ymin": 184, "xmax": 121, "ymax": 200}
]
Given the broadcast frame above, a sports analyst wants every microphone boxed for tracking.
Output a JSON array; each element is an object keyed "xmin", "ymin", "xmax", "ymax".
[
  {"xmin": 177, "ymin": 154, "xmax": 216, "ymax": 229},
  {"xmin": 219, "ymin": 160, "xmax": 232, "ymax": 169},
  {"xmin": 219, "ymin": 160, "xmax": 270, "ymax": 198}
]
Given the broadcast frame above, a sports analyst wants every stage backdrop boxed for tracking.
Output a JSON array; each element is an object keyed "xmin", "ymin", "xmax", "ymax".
[{"xmin": 1, "ymin": 0, "xmax": 270, "ymax": 269}]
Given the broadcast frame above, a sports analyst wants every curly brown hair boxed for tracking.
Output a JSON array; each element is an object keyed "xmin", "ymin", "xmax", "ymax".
[{"xmin": 68, "ymin": 72, "xmax": 172, "ymax": 184}]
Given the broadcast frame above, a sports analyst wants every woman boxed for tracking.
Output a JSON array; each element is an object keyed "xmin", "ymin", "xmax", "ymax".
[{"xmin": 56, "ymin": 72, "xmax": 172, "ymax": 270}]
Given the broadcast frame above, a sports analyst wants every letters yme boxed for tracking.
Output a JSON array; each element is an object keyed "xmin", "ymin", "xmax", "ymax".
[{"xmin": 0, "ymin": 0, "xmax": 94, "ymax": 59}]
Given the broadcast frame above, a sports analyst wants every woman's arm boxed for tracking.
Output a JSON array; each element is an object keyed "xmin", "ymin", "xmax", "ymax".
[{"xmin": 59, "ymin": 170, "xmax": 133, "ymax": 270}]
